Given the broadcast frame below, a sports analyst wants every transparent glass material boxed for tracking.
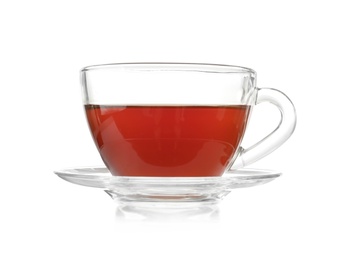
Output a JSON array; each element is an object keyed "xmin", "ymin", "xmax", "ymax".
[
  {"xmin": 81, "ymin": 63, "xmax": 257, "ymax": 106},
  {"xmin": 81, "ymin": 63, "xmax": 296, "ymax": 176},
  {"xmin": 54, "ymin": 167, "xmax": 281, "ymax": 204}
]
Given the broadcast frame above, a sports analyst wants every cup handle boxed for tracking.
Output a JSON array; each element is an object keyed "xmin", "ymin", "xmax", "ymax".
[{"xmin": 231, "ymin": 88, "xmax": 297, "ymax": 169}]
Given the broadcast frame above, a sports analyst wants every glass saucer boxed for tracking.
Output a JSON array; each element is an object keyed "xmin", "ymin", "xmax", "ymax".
[{"xmin": 54, "ymin": 167, "xmax": 281, "ymax": 205}]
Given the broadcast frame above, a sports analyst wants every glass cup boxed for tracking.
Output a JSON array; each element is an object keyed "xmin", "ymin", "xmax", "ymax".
[{"xmin": 81, "ymin": 63, "xmax": 296, "ymax": 177}]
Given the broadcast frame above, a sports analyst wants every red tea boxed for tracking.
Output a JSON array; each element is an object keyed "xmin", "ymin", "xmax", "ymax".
[{"xmin": 85, "ymin": 105, "xmax": 251, "ymax": 177}]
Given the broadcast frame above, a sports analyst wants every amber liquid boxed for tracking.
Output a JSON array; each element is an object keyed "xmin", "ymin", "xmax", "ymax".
[{"xmin": 85, "ymin": 105, "xmax": 251, "ymax": 177}]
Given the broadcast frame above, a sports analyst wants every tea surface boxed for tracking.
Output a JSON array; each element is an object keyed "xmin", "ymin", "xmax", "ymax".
[{"xmin": 85, "ymin": 105, "xmax": 250, "ymax": 177}]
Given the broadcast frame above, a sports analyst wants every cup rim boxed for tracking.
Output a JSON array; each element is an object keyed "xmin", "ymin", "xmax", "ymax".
[{"xmin": 81, "ymin": 62, "xmax": 256, "ymax": 75}]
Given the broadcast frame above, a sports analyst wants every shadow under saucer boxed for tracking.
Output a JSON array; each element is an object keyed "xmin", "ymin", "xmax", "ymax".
[{"xmin": 115, "ymin": 201, "xmax": 220, "ymax": 222}]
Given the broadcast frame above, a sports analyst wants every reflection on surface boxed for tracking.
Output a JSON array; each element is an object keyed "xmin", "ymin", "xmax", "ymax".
[{"xmin": 115, "ymin": 202, "xmax": 220, "ymax": 222}]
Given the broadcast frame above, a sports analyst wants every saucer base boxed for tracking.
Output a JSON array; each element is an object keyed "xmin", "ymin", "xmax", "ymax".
[{"xmin": 54, "ymin": 167, "xmax": 281, "ymax": 205}]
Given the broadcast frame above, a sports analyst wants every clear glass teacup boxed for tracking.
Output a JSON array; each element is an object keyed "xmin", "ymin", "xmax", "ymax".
[{"xmin": 81, "ymin": 63, "xmax": 296, "ymax": 177}]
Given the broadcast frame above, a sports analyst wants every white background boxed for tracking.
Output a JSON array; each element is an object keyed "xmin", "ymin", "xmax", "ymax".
[{"xmin": 1, "ymin": 0, "xmax": 349, "ymax": 259}]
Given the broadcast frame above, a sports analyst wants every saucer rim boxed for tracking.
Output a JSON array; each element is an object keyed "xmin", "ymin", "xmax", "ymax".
[
  {"xmin": 54, "ymin": 166, "xmax": 281, "ymax": 180},
  {"xmin": 54, "ymin": 166, "xmax": 282, "ymax": 203}
]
